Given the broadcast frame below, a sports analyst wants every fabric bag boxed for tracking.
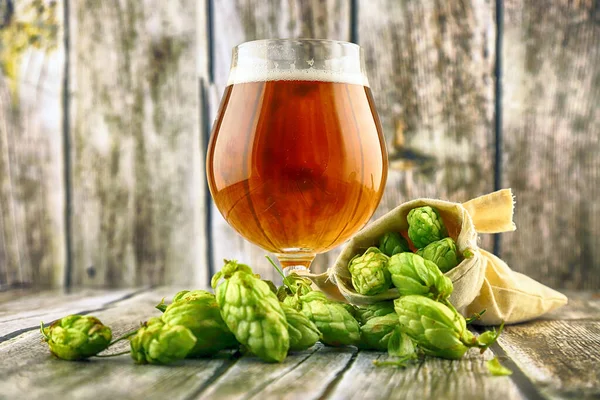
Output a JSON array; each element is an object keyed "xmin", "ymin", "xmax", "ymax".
[{"xmin": 304, "ymin": 189, "xmax": 567, "ymax": 325}]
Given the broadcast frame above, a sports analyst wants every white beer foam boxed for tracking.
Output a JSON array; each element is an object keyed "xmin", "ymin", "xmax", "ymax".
[{"xmin": 227, "ymin": 67, "xmax": 370, "ymax": 87}]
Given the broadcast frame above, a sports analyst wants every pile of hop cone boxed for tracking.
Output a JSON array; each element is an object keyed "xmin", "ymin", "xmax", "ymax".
[{"xmin": 40, "ymin": 211, "xmax": 509, "ymax": 374}]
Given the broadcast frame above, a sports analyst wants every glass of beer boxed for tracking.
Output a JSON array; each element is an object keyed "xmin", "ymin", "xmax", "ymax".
[{"xmin": 207, "ymin": 39, "xmax": 388, "ymax": 273}]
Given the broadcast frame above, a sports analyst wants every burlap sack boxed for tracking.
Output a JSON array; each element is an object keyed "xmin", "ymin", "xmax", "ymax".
[{"xmin": 303, "ymin": 189, "xmax": 568, "ymax": 325}]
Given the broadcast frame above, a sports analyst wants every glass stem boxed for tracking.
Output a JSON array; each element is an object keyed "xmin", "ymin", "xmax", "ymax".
[{"xmin": 276, "ymin": 253, "xmax": 315, "ymax": 276}]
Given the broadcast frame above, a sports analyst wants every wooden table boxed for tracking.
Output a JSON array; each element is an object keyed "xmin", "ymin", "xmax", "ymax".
[{"xmin": 1, "ymin": 288, "xmax": 598, "ymax": 400}]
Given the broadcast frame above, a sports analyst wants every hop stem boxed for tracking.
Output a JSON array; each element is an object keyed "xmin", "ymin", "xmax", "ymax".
[
  {"xmin": 94, "ymin": 350, "xmax": 131, "ymax": 358},
  {"xmin": 108, "ymin": 328, "xmax": 138, "ymax": 346},
  {"xmin": 266, "ymin": 256, "xmax": 293, "ymax": 291}
]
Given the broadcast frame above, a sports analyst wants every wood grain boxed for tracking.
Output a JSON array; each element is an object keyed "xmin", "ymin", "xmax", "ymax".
[
  {"xmin": 328, "ymin": 349, "xmax": 523, "ymax": 400},
  {"xmin": 498, "ymin": 320, "xmax": 600, "ymax": 399},
  {"xmin": 208, "ymin": 0, "xmax": 351, "ymax": 282},
  {"xmin": 501, "ymin": 0, "xmax": 600, "ymax": 289},
  {"xmin": 357, "ymin": 0, "xmax": 497, "ymax": 252},
  {"xmin": 0, "ymin": 288, "xmax": 236, "ymax": 400},
  {"xmin": 69, "ymin": 0, "xmax": 206, "ymax": 287},
  {"xmin": 0, "ymin": 288, "xmax": 137, "ymax": 339},
  {"xmin": 198, "ymin": 344, "xmax": 356, "ymax": 400},
  {"xmin": 0, "ymin": 0, "xmax": 65, "ymax": 289}
]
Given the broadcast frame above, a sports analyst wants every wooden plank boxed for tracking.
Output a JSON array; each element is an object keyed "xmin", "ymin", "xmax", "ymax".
[
  {"xmin": 328, "ymin": 349, "xmax": 524, "ymax": 400},
  {"xmin": 198, "ymin": 344, "xmax": 356, "ymax": 400},
  {"xmin": 357, "ymin": 0, "xmax": 496, "ymax": 249},
  {"xmin": 0, "ymin": 0, "xmax": 66, "ymax": 289},
  {"xmin": 209, "ymin": 0, "xmax": 351, "ymax": 282},
  {"xmin": 498, "ymin": 320, "xmax": 600, "ymax": 399},
  {"xmin": 500, "ymin": 0, "xmax": 600, "ymax": 289},
  {"xmin": 69, "ymin": 0, "xmax": 206, "ymax": 287},
  {"xmin": 0, "ymin": 287, "xmax": 235, "ymax": 400},
  {"xmin": 540, "ymin": 290, "xmax": 600, "ymax": 321},
  {"xmin": 0, "ymin": 288, "xmax": 138, "ymax": 339}
]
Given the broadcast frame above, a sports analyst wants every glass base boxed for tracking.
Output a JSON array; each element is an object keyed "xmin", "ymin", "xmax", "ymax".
[{"xmin": 275, "ymin": 251, "xmax": 315, "ymax": 276}]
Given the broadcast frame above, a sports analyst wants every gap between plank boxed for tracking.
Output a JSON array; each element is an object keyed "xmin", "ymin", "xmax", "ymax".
[
  {"xmin": 182, "ymin": 354, "xmax": 239, "ymax": 400},
  {"xmin": 62, "ymin": 0, "xmax": 74, "ymax": 290},
  {"xmin": 492, "ymin": 0, "xmax": 504, "ymax": 257},
  {"xmin": 316, "ymin": 347, "xmax": 359, "ymax": 400},
  {"xmin": 0, "ymin": 287, "xmax": 152, "ymax": 344},
  {"xmin": 243, "ymin": 345, "xmax": 326, "ymax": 400}
]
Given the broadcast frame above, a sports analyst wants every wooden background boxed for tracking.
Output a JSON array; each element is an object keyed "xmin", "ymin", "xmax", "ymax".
[{"xmin": 0, "ymin": 0, "xmax": 598, "ymax": 291}]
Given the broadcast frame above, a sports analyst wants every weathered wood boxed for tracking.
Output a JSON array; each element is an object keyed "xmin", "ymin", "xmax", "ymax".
[
  {"xmin": 0, "ymin": 0, "xmax": 65, "ymax": 289},
  {"xmin": 498, "ymin": 320, "xmax": 600, "ymax": 399},
  {"xmin": 69, "ymin": 0, "xmax": 206, "ymax": 287},
  {"xmin": 0, "ymin": 288, "xmax": 137, "ymax": 339},
  {"xmin": 357, "ymin": 0, "xmax": 496, "ymax": 250},
  {"xmin": 539, "ymin": 290, "xmax": 600, "ymax": 321},
  {"xmin": 0, "ymin": 287, "xmax": 236, "ymax": 400},
  {"xmin": 198, "ymin": 344, "xmax": 356, "ymax": 400},
  {"xmin": 209, "ymin": 0, "xmax": 351, "ymax": 281},
  {"xmin": 501, "ymin": 0, "xmax": 600, "ymax": 289},
  {"xmin": 328, "ymin": 349, "xmax": 524, "ymax": 400},
  {"xmin": 1, "ymin": 289, "xmax": 599, "ymax": 399}
]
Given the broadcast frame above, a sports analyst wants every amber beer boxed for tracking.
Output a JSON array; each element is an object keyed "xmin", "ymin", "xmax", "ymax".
[{"xmin": 207, "ymin": 70, "xmax": 387, "ymax": 268}]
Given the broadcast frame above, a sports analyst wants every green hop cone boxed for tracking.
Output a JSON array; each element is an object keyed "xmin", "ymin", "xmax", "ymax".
[
  {"xmin": 379, "ymin": 232, "xmax": 410, "ymax": 257},
  {"xmin": 40, "ymin": 315, "xmax": 112, "ymax": 361},
  {"xmin": 394, "ymin": 295, "xmax": 499, "ymax": 360},
  {"xmin": 407, "ymin": 206, "xmax": 448, "ymax": 248},
  {"xmin": 263, "ymin": 280, "xmax": 278, "ymax": 294},
  {"xmin": 348, "ymin": 247, "xmax": 392, "ymax": 295},
  {"xmin": 416, "ymin": 237, "xmax": 460, "ymax": 273},
  {"xmin": 276, "ymin": 273, "xmax": 313, "ymax": 302},
  {"xmin": 160, "ymin": 290, "xmax": 238, "ymax": 357},
  {"xmin": 281, "ymin": 303, "xmax": 321, "ymax": 351},
  {"xmin": 359, "ymin": 313, "xmax": 399, "ymax": 351},
  {"xmin": 297, "ymin": 291, "xmax": 360, "ymax": 347},
  {"xmin": 388, "ymin": 252, "xmax": 453, "ymax": 301},
  {"xmin": 212, "ymin": 260, "xmax": 290, "ymax": 363},
  {"xmin": 130, "ymin": 317, "xmax": 197, "ymax": 365},
  {"xmin": 355, "ymin": 302, "xmax": 396, "ymax": 325}
]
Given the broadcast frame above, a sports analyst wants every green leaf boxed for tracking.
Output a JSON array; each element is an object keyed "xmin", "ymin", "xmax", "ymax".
[{"xmin": 486, "ymin": 356, "xmax": 513, "ymax": 376}]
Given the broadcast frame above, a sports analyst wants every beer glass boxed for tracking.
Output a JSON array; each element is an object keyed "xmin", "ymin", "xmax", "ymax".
[{"xmin": 207, "ymin": 39, "xmax": 388, "ymax": 273}]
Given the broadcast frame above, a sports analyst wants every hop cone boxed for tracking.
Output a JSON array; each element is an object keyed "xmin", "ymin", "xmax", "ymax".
[
  {"xmin": 212, "ymin": 260, "xmax": 290, "ymax": 363},
  {"xmin": 388, "ymin": 252, "xmax": 453, "ymax": 301},
  {"xmin": 355, "ymin": 302, "xmax": 395, "ymax": 325},
  {"xmin": 407, "ymin": 206, "xmax": 448, "ymax": 248},
  {"xmin": 160, "ymin": 290, "xmax": 238, "ymax": 357},
  {"xmin": 281, "ymin": 303, "xmax": 321, "ymax": 351},
  {"xmin": 417, "ymin": 238, "xmax": 460, "ymax": 273},
  {"xmin": 297, "ymin": 291, "xmax": 360, "ymax": 347},
  {"xmin": 276, "ymin": 273, "xmax": 313, "ymax": 302},
  {"xmin": 379, "ymin": 232, "xmax": 410, "ymax": 257},
  {"xmin": 40, "ymin": 315, "xmax": 112, "ymax": 360},
  {"xmin": 130, "ymin": 317, "xmax": 196, "ymax": 365},
  {"xmin": 359, "ymin": 313, "xmax": 399, "ymax": 351},
  {"xmin": 348, "ymin": 247, "xmax": 391, "ymax": 295}
]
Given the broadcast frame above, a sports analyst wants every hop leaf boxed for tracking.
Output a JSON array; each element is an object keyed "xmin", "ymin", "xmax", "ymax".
[
  {"xmin": 281, "ymin": 303, "xmax": 321, "ymax": 351},
  {"xmin": 355, "ymin": 302, "xmax": 396, "ymax": 325},
  {"xmin": 359, "ymin": 313, "xmax": 399, "ymax": 351},
  {"xmin": 349, "ymin": 247, "xmax": 392, "ymax": 295},
  {"xmin": 387, "ymin": 326, "xmax": 416, "ymax": 358},
  {"xmin": 487, "ymin": 356, "xmax": 513, "ymax": 376},
  {"xmin": 416, "ymin": 238, "xmax": 460, "ymax": 273},
  {"xmin": 407, "ymin": 206, "xmax": 448, "ymax": 248},
  {"xmin": 298, "ymin": 291, "xmax": 360, "ymax": 347},
  {"xmin": 379, "ymin": 232, "xmax": 410, "ymax": 257},
  {"xmin": 388, "ymin": 252, "xmax": 453, "ymax": 301},
  {"xmin": 213, "ymin": 260, "xmax": 290, "ymax": 363},
  {"xmin": 40, "ymin": 315, "xmax": 112, "ymax": 361},
  {"xmin": 161, "ymin": 290, "xmax": 238, "ymax": 357},
  {"xmin": 130, "ymin": 317, "xmax": 197, "ymax": 365}
]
